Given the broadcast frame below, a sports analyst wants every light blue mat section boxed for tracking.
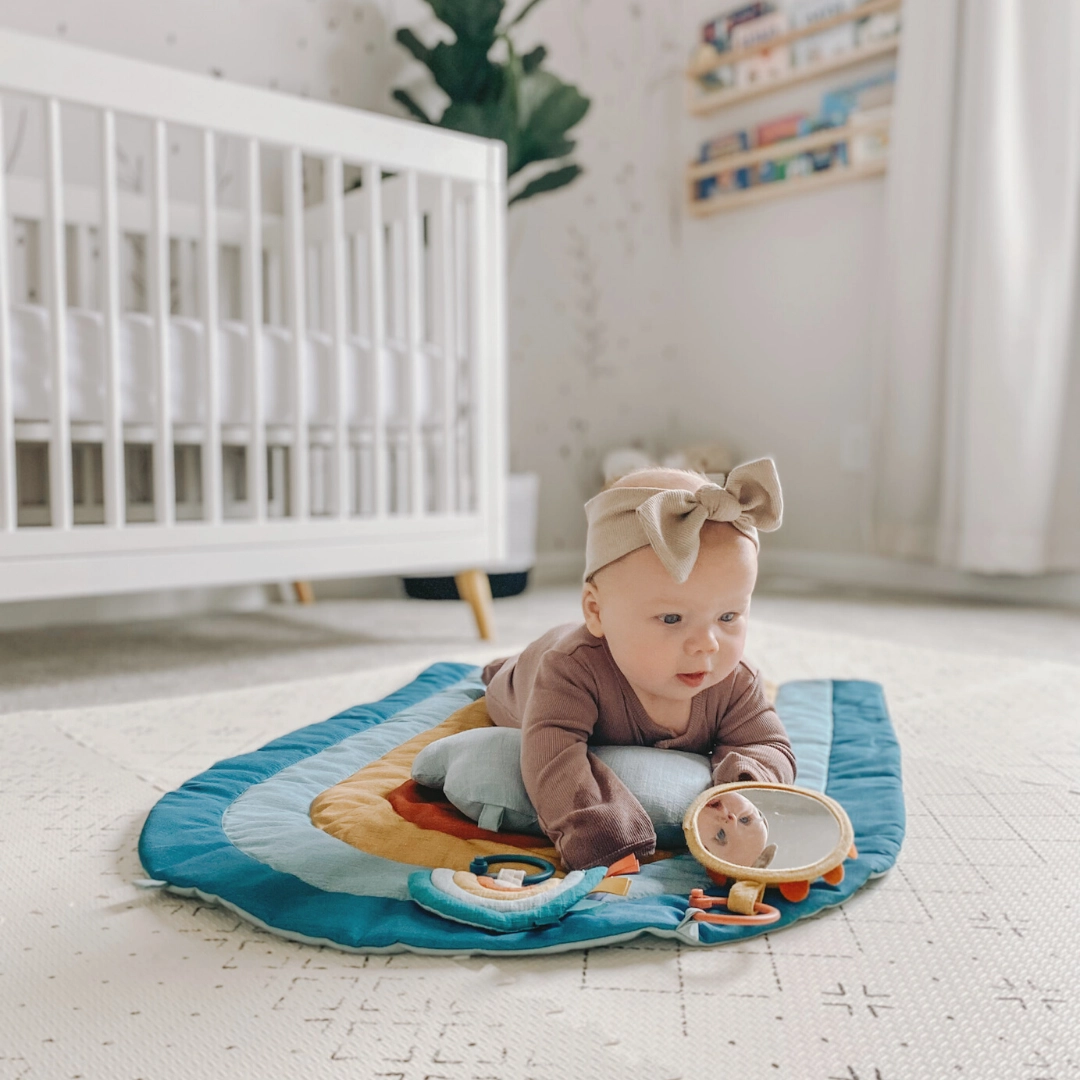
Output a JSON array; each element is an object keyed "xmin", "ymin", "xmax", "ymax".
[
  {"xmin": 221, "ymin": 678, "xmax": 486, "ymax": 900},
  {"xmin": 775, "ymin": 678, "xmax": 833, "ymax": 792}
]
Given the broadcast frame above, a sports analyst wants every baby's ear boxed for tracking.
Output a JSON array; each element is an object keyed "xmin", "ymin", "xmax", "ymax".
[
  {"xmin": 752, "ymin": 844, "xmax": 776, "ymax": 869},
  {"xmin": 581, "ymin": 581, "xmax": 604, "ymax": 638}
]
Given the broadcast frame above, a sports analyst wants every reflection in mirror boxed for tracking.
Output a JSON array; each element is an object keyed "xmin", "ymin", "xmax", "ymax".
[
  {"xmin": 693, "ymin": 787, "xmax": 844, "ymax": 870},
  {"xmin": 739, "ymin": 788, "xmax": 841, "ymax": 871},
  {"xmin": 696, "ymin": 791, "xmax": 773, "ymax": 868}
]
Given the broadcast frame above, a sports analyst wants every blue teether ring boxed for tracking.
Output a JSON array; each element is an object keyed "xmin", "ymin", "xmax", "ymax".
[{"xmin": 468, "ymin": 854, "xmax": 555, "ymax": 885}]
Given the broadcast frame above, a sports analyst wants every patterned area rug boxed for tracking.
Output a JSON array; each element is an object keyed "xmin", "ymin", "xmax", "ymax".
[{"xmin": 2, "ymin": 621, "xmax": 1078, "ymax": 1079}]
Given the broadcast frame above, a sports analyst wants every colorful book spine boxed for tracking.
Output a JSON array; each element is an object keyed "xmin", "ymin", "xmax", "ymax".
[
  {"xmin": 699, "ymin": 129, "xmax": 752, "ymax": 164},
  {"xmin": 757, "ymin": 113, "xmax": 808, "ymax": 147},
  {"xmin": 730, "ymin": 11, "xmax": 791, "ymax": 87},
  {"xmin": 701, "ymin": 2, "xmax": 773, "ymax": 47}
]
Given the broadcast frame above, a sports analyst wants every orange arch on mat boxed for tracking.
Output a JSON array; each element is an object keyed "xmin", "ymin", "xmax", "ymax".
[{"xmin": 309, "ymin": 697, "xmax": 564, "ymax": 871}]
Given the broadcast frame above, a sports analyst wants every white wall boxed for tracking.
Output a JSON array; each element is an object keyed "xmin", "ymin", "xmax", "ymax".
[
  {"xmin": 0, "ymin": 0, "xmax": 897, "ymax": 625},
  {"xmin": 505, "ymin": 0, "xmax": 892, "ymax": 560}
]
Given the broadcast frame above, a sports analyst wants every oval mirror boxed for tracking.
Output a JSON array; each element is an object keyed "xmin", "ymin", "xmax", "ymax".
[{"xmin": 684, "ymin": 783, "xmax": 853, "ymax": 883}]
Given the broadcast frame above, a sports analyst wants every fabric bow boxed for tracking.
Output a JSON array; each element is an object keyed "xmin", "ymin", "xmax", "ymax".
[{"xmin": 583, "ymin": 458, "xmax": 783, "ymax": 583}]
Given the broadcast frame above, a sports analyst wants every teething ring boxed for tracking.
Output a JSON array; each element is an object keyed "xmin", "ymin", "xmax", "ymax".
[
  {"xmin": 468, "ymin": 854, "xmax": 555, "ymax": 886},
  {"xmin": 687, "ymin": 888, "xmax": 780, "ymax": 926}
]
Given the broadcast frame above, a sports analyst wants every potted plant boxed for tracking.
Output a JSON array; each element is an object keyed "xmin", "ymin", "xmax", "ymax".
[
  {"xmin": 395, "ymin": 0, "xmax": 589, "ymax": 599},
  {"xmin": 392, "ymin": 0, "xmax": 590, "ymax": 205}
]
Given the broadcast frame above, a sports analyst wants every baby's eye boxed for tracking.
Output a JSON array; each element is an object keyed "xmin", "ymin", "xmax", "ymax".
[
  {"xmin": 739, "ymin": 816, "xmax": 751, "ymax": 825},
  {"xmin": 719, "ymin": 612, "xmax": 738, "ymax": 623},
  {"xmin": 660, "ymin": 614, "xmax": 681, "ymax": 625}
]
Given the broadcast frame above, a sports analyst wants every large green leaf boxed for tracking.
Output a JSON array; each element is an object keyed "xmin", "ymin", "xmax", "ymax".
[
  {"xmin": 521, "ymin": 44, "xmax": 546, "ymax": 73},
  {"xmin": 441, "ymin": 78, "xmax": 519, "ymax": 165},
  {"xmin": 425, "ymin": 0, "xmax": 504, "ymax": 48},
  {"xmin": 393, "ymin": 0, "xmax": 589, "ymax": 207},
  {"xmin": 392, "ymin": 89, "xmax": 433, "ymax": 124},
  {"xmin": 514, "ymin": 72, "xmax": 590, "ymax": 172},
  {"xmin": 508, "ymin": 163, "xmax": 582, "ymax": 205},
  {"xmin": 395, "ymin": 28, "xmax": 433, "ymax": 68},
  {"xmin": 398, "ymin": 32, "xmax": 503, "ymax": 104}
]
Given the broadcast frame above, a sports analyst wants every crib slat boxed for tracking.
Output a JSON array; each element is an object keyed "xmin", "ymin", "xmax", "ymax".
[
  {"xmin": 362, "ymin": 162, "xmax": 387, "ymax": 517},
  {"xmin": 325, "ymin": 155, "xmax": 349, "ymax": 518},
  {"xmin": 72, "ymin": 225, "xmax": 95, "ymax": 310},
  {"xmin": 435, "ymin": 179, "xmax": 456, "ymax": 514},
  {"xmin": 243, "ymin": 137, "xmax": 266, "ymax": 523},
  {"xmin": 44, "ymin": 98, "xmax": 73, "ymax": 530},
  {"xmin": 351, "ymin": 231, "xmax": 367, "ymax": 342},
  {"xmin": 403, "ymin": 170, "xmax": 424, "ymax": 516},
  {"xmin": 177, "ymin": 238, "xmax": 196, "ymax": 318},
  {"xmin": 0, "ymin": 106, "xmax": 14, "ymax": 531},
  {"xmin": 99, "ymin": 110, "xmax": 125, "ymax": 528},
  {"xmin": 478, "ymin": 144, "xmax": 508, "ymax": 534},
  {"xmin": 469, "ymin": 153, "xmax": 505, "ymax": 524},
  {"xmin": 283, "ymin": 146, "xmax": 308, "ymax": 520},
  {"xmin": 200, "ymin": 129, "xmax": 223, "ymax": 524},
  {"xmin": 267, "ymin": 250, "xmax": 283, "ymax": 327},
  {"xmin": 454, "ymin": 198, "xmax": 470, "ymax": 509},
  {"xmin": 149, "ymin": 120, "xmax": 174, "ymax": 525}
]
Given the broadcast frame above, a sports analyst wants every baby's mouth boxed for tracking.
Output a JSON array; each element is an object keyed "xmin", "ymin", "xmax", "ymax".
[{"xmin": 677, "ymin": 671, "xmax": 707, "ymax": 687}]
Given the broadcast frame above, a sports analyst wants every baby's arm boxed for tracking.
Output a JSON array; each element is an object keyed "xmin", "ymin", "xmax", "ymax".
[
  {"xmin": 710, "ymin": 664, "xmax": 796, "ymax": 785},
  {"xmin": 520, "ymin": 654, "xmax": 656, "ymax": 870}
]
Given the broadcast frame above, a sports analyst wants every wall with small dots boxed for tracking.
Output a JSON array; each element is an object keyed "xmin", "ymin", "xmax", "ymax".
[
  {"xmin": 0, "ymin": 0, "xmax": 887, "ymax": 590},
  {"xmin": 0, "ymin": 0, "xmax": 694, "ymax": 568}
]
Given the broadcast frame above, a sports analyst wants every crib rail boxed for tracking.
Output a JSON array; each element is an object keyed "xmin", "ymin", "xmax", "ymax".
[{"xmin": 0, "ymin": 29, "xmax": 507, "ymax": 602}]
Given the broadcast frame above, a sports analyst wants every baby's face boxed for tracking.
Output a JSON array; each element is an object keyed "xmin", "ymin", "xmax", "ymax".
[
  {"xmin": 696, "ymin": 791, "xmax": 769, "ymax": 865},
  {"xmin": 582, "ymin": 522, "xmax": 757, "ymax": 716}
]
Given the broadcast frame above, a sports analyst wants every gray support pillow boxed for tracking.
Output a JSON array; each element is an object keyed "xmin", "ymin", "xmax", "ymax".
[{"xmin": 411, "ymin": 727, "xmax": 713, "ymax": 848}]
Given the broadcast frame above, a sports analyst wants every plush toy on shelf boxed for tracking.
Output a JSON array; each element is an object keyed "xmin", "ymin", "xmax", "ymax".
[{"xmin": 602, "ymin": 441, "xmax": 737, "ymax": 488}]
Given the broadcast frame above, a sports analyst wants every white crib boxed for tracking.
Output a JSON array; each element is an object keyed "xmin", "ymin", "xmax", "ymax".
[{"xmin": 0, "ymin": 30, "xmax": 507, "ymax": 617}]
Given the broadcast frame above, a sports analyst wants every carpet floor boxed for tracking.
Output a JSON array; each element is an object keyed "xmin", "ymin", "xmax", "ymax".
[{"xmin": 2, "ymin": 590, "xmax": 1078, "ymax": 1079}]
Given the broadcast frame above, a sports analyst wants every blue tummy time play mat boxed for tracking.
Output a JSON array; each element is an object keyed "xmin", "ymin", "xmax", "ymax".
[{"xmin": 138, "ymin": 664, "xmax": 905, "ymax": 955}]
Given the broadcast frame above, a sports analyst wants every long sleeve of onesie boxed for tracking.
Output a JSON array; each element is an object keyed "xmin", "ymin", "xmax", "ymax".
[
  {"xmin": 481, "ymin": 624, "xmax": 796, "ymax": 872},
  {"xmin": 516, "ymin": 652, "xmax": 657, "ymax": 870},
  {"xmin": 709, "ymin": 665, "xmax": 796, "ymax": 786}
]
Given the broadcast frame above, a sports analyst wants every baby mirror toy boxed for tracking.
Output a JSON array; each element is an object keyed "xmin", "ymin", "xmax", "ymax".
[{"xmin": 683, "ymin": 783, "xmax": 856, "ymax": 924}]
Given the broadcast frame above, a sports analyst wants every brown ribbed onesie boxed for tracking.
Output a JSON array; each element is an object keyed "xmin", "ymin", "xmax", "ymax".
[{"xmin": 482, "ymin": 623, "xmax": 796, "ymax": 870}]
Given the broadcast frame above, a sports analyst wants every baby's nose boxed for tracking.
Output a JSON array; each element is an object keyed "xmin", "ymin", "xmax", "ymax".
[{"xmin": 688, "ymin": 629, "xmax": 720, "ymax": 653}]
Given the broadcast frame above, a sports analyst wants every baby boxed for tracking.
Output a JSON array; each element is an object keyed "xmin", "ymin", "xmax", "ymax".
[{"xmin": 482, "ymin": 459, "xmax": 796, "ymax": 870}]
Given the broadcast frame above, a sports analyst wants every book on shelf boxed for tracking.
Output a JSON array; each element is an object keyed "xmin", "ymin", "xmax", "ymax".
[
  {"xmin": 691, "ymin": 0, "xmax": 901, "ymax": 90},
  {"xmin": 789, "ymin": 0, "xmax": 857, "ymax": 67},
  {"xmin": 701, "ymin": 2, "xmax": 774, "ymax": 47},
  {"xmin": 820, "ymin": 70, "xmax": 895, "ymax": 124},
  {"xmin": 698, "ymin": 129, "xmax": 753, "ymax": 164},
  {"xmin": 696, "ymin": 2, "xmax": 777, "ymax": 87},
  {"xmin": 847, "ymin": 104, "xmax": 892, "ymax": 165},
  {"xmin": 692, "ymin": 74, "xmax": 892, "ymax": 203},
  {"xmin": 757, "ymin": 112, "xmax": 808, "ymax": 146},
  {"xmin": 730, "ymin": 11, "xmax": 791, "ymax": 88}
]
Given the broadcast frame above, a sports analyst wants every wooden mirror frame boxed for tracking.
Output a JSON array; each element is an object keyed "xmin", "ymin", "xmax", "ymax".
[{"xmin": 683, "ymin": 782, "xmax": 854, "ymax": 886}]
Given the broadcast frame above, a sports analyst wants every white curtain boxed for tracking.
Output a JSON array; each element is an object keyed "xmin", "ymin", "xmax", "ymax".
[{"xmin": 872, "ymin": 0, "xmax": 1080, "ymax": 573}]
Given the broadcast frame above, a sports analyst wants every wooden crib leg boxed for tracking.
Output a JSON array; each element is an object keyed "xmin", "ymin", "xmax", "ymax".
[
  {"xmin": 454, "ymin": 570, "xmax": 495, "ymax": 641},
  {"xmin": 293, "ymin": 581, "xmax": 315, "ymax": 605}
]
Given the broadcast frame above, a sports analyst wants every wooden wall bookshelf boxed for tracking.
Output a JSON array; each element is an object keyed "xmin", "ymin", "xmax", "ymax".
[
  {"xmin": 685, "ymin": 0, "xmax": 901, "ymax": 215},
  {"xmin": 687, "ymin": 36, "xmax": 899, "ymax": 116},
  {"xmin": 688, "ymin": 159, "xmax": 886, "ymax": 217}
]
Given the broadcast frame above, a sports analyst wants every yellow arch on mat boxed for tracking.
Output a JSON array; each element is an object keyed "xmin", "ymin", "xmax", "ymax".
[{"xmin": 309, "ymin": 697, "xmax": 563, "ymax": 871}]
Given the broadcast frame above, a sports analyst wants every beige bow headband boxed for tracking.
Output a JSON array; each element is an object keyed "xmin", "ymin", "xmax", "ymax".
[{"xmin": 584, "ymin": 458, "xmax": 783, "ymax": 583}]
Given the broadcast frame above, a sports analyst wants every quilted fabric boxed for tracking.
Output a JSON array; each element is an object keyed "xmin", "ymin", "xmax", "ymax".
[{"xmin": 138, "ymin": 664, "xmax": 905, "ymax": 954}]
